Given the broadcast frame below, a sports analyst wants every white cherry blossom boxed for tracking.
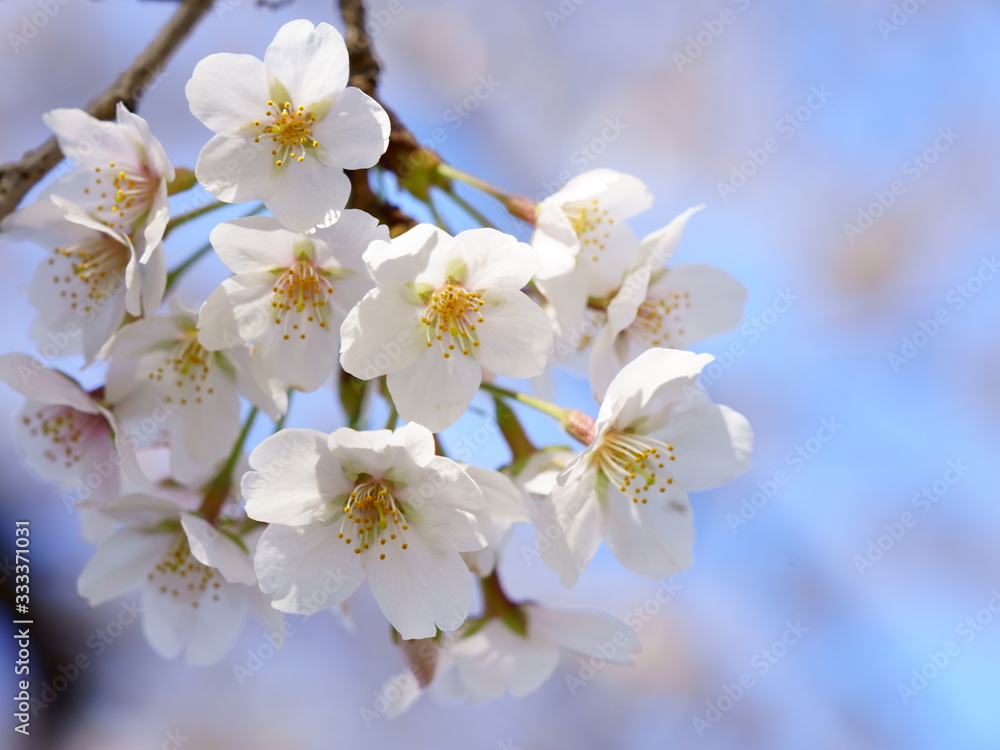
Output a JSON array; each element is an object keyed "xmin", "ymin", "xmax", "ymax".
[
  {"xmin": 340, "ymin": 224, "xmax": 553, "ymax": 432},
  {"xmin": 589, "ymin": 207, "xmax": 747, "ymax": 398},
  {"xmin": 243, "ymin": 423, "xmax": 492, "ymax": 639},
  {"xmin": 532, "ymin": 169, "xmax": 651, "ymax": 336},
  {"xmin": 1, "ymin": 201, "xmax": 165, "ymax": 362},
  {"xmin": 197, "ymin": 212, "xmax": 385, "ymax": 397},
  {"xmin": 0, "ymin": 353, "xmax": 139, "ymax": 506},
  {"xmin": 185, "ymin": 19, "xmax": 390, "ymax": 231},
  {"xmin": 77, "ymin": 493, "xmax": 281, "ymax": 665},
  {"xmin": 43, "ymin": 102, "xmax": 174, "ymax": 263},
  {"xmin": 538, "ymin": 348, "xmax": 753, "ymax": 587},
  {"xmin": 105, "ymin": 298, "xmax": 281, "ymax": 485}
]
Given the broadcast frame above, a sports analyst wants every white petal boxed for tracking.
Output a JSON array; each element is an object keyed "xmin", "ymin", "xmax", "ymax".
[
  {"xmin": 363, "ymin": 531, "xmax": 472, "ymax": 639},
  {"xmin": 140, "ymin": 580, "xmax": 191, "ymax": 660},
  {"xmin": 184, "ymin": 583, "xmax": 247, "ymax": 665},
  {"xmin": 185, "ymin": 53, "xmax": 269, "ymax": 136},
  {"xmin": 363, "ymin": 223, "xmax": 448, "ymax": 286},
  {"xmin": 197, "ymin": 274, "xmax": 274, "ymax": 350},
  {"xmin": 474, "ymin": 291, "xmax": 552, "ymax": 378},
  {"xmin": 600, "ymin": 485, "xmax": 695, "ymax": 579},
  {"xmin": 598, "ymin": 348, "xmax": 713, "ymax": 429},
  {"xmin": 311, "ymin": 87, "xmax": 390, "ymax": 169},
  {"xmin": 387, "ymin": 349, "xmax": 482, "ymax": 433},
  {"xmin": 254, "ymin": 522, "xmax": 365, "ymax": 613},
  {"xmin": 42, "ymin": 108, "xmax": 132, "ymax": 166},
  {"xmin": 395, "ymin": 456, "xmax": 490, "ymax": 551},
  {"xmin": 0, "ymin": 353, "xmax": 97, "ymax": 412},
  {"xmin": 195, "ymin": 134, "xmax": 279, "ymax": 204},
  {"xmin": 77, "ymin": 528, "xmax": 171, "ymax": 606},
  {"xmin": 624, "ymin": 206, "xmax": 703, "ymax": 283},
  {"xmin": 537, "ymin": 459, "xmax": 602, "ymax": 588},
  {"xmin": 653, "ymin": 402, "xmax": 753, "ymax": 491},
  {"xmin": 452, "ymin": 229, "xmax": 537, "ymax": 290},
  {"xmin": 263, "ymin": 155, "xmax": 350, "ymax": 232},
  {"xmin": 528, "ymin": 605, "xmax": 638, "ymax": 664},
  {"xmin": 181, "ymin": 513, "xmax": 256, "ymax": 585},
  {"xmin": 243, "ymin": 428, "xmax": 351, "ymax": 524},
  {"xmin": 556, "ymin": 169, "xmax": 652, "ymax": 218},
  {"xmin": 263, "ymin": 20, "xmax": 349, "ymax": 107},
  {"xmin": 210, "ymin": 215, "xmax": 299, "ymax": 273},
  {"xmin": 640, "ymin": 264, "xmax": 748, "ymax": 348},
  {"xmin": 312, "ymin": 209, "xmax": 387, "ymax": 269},
  {"xmin": 339, "ymin": 288, "xmax": 422, "ymax": 378}
]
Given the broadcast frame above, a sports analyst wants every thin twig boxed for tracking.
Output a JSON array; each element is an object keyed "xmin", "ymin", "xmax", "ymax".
[{"xmin": 0, "ymin": 0, "xmax": 215, "ymax": 221}]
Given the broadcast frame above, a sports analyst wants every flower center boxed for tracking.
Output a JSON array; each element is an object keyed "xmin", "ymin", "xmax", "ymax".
[
  {"xmin": 594, "ymin": 430, "xmax": 677, "ymax": 504},
  {"xmin": 21, "ymin": 405, "xmax": 107, "ymax": 470},
  {"xmin": 628, "ymin": 291, "xmax": 692, "ymax": 347},
  {"xmin": 253, "ymin": 100, "xmax": 319, "ymax": 167},
  {"xmin": 421, "ymin": 282, "xmax": 485, "ymax": 359},
  {"xmin": 565, "ymin": 199, "xmax": 614, "ymax": 263},
  {"xmin": 271, "ymin": 260, "xmax": 334, "ymax": 341},
  {"xmin": 146, "ymin": 536, "xmax": 224, "ymax": 609},
  {"xmin": 48, "ymin": 234, "xmax": 129, "ymax": 313},
  {"xmin": 148, "ymin": 334, "xmax": 216, "ymax": 407},
  {"xmin": 338, "ymin": 478, "xmax": 410, "ymax": 560},
  {"xmin": 85, "ymin": 160, "xmax": 158, "ymax": 236}
]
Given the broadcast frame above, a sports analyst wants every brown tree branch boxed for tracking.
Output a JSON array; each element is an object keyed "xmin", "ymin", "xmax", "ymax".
[
  {"xmin": 338, "ymin": 0, "xmax": 440, "ymax": 186},
  {"xmin": 0, "ymin": 0, "xmax": 215, "ymax": 221}
]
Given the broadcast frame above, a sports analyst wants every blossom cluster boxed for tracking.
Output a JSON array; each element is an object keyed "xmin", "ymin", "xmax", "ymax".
[{"xmin": 0, "ymin": 20, "xmax": 752, "ymax": 706}]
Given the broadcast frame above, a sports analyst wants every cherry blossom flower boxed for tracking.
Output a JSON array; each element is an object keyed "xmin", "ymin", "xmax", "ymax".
[
  {"xmin": 532, "ymin": 169, "xmax": 652, "ymax": 336},
  {"xmin": 77, "ymin": 493, "xmax": 281, "ymax": 665},
  {"xmin": 383, "ymin": 604, "xmax": 638, "ymax": 713},
  {"xmin": 0, "ymin": 353, "xmax": 139, "ymax": 505},
  {"xmin": 243, "ymin": 423, "xmax": 492, "ymax": 639},
  {"xmin": 185, "ymin": 19, "xmax": 390, "ymax": 231},
  {"xmin": 589, "ymin": 206, "xmax": 747, "ymax": 398},
  {"xmin": 105, "ymin": 298, "xmax": 282, "ymax": 485},
  {"xmin": 197, "ymin": 212, "xmax": 385, "ymax": 397},
  {"xmin": 43, "ymin": 102, "xmax": 174, "ymax": 263},
  {"xmin": 538, "ymin": 348, "xmax": 753, "ymax": 587},
  {"xmin": 340, "ymin": 224, "xmax": 553, "ymax": 432},
  {"xmin": 1, "ymin": 201, "xmax": 165, "ymax": 362}
]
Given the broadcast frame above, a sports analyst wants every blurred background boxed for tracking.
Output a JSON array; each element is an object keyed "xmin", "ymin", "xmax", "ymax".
[{"xmin": 2, "ymin": 0, "xmax": 999, "ymax": 748}]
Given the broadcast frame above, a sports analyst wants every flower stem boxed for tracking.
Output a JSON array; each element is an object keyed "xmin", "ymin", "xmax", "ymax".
[
  {"xmin": 435, "ymin": 163, "xmax": 537, "ymax": 225},
  {"xmin": 493, "ymin": 396, "xmax": 535, "ymax": 463},
  {"xmin": 199, "ymin": 406, "xmax": 259, "ymax": 524},
  {"xmin": 480, "ymin": 382, "xmax": 571, "ymax": 422},
  {"xmin": 441, "ymin": 187, "xmax": 497, "ymax": 230},
  {"xmin": 479, "ymin": 571, "xmax": 527, "ymax": 637},
  {"xmin": 163, "ymin": 199, "xmax": 229, "ymax": 237}
]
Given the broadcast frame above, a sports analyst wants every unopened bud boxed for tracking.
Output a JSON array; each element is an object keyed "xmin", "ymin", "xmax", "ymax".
[{"xmin": 563, "ymin": 410, "xmax": 596, "ymax": 445}]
